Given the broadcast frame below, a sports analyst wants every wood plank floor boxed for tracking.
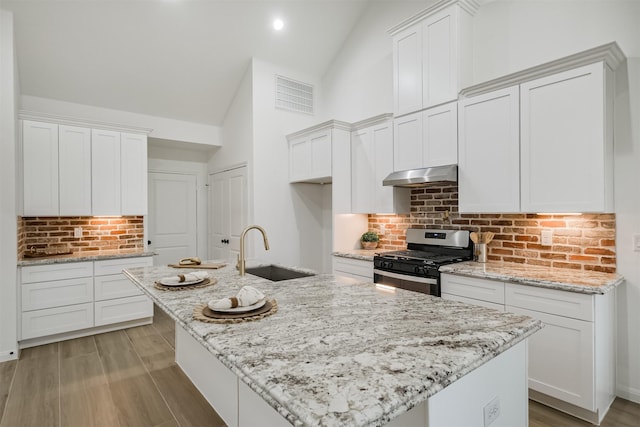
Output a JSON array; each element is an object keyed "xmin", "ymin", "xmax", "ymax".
[{"xmin": 0, "ymin": 304, "xmax": 638, "ymax": 426}]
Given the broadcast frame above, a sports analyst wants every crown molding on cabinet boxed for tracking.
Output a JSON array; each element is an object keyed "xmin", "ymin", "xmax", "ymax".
[
  {"xmin": 351, "ymin": 113, "xmax": 393, "ymax": 131},
  {"xmin": 388, "ymin": 0, "xmax": 481, "ymax": 36},
  {"xmin": 285, "ymin": 119, "xmax": 352, "ymax": 141},
  {"xmin": 18, "ymin": 110, "xmax": 153, "ymax": 135},
  {"xmin": 459, "ymin": 42, "xmax": 626, "ymax": 98}
]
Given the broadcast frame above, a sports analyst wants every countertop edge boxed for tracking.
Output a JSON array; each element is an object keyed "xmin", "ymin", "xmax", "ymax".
[
  {"xmin": 18, "ymin": 251, "xmax": 155, "ymax": 266},
  {"xmin": 439, "ymin": 262, "xmax": 624, "ymax": 295}
]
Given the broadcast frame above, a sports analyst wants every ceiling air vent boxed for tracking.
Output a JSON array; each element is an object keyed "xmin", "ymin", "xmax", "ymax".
[{"xmin": 275, "ymin": 75, "xmax": 314, "ymax": 114}]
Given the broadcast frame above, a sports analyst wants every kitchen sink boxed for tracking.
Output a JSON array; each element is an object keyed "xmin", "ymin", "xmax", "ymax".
[{"xmin": 245, "ymin": 265, "xmax": 315, "ymax": 282}]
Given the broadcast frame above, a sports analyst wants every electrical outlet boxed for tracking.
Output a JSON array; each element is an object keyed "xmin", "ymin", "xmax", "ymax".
[
  {"xmin": 541, "ymin": 229, "xmax": 553, "ymax": 246},
  {"xmin": 74, "ymin": 227, "xmax": 83, "ymax": 238},
  {"xmin": 483, "ymin": 396, "xmax": 501, "ymax": 427}
]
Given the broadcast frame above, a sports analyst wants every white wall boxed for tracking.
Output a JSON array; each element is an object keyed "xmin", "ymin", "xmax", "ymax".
[
  {"xmin": 251, "ymin": 58, "xmax": 330, "ymax": 272},
  {"xmin": 20, "ymin": 95, "xmax": 222, "ymax": 146},
  {"xmin": 614, "ymin": 58, "xmax": 640, "ymax": 403},
  {"xmin": 322, "ymin": 1, "xmax": 436, "ymax": 123},
  {"xmin": 0, "ymin": 9, "xmax": 18, "ymax": 361},
  {"xmin": 473, "ymin": 0, "xmax": 640, "ymax": 84}
]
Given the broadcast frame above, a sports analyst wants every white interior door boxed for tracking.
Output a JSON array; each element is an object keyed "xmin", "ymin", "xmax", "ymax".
[
  {"xmin": 209, "ymin": 166, "xmax": 247, "ymax": 262},
  {"xmin": 148, "ymin": 172, "xmax": 197, "ymax": 266}
]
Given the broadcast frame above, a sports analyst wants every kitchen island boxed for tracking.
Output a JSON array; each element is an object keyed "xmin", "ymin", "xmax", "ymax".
[{"xmin": 124, "ymin": 262, "xmax": 542, "ymax": 427}]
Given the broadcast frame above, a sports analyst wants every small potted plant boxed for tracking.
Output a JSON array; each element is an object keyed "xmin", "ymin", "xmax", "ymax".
[{"xmin": 360, "ymin": 231, "xmax": 380, "ymax": 250}]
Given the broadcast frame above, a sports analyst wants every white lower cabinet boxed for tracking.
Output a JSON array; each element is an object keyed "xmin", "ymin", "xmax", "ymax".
[
  {"xmin": 440, "ymin": 272, "xmax": 616, "ymax": 424},
  {"xmin": 22, "ymin": 303, "xmax": 94, "ymax": 340},
  {"xmin": 19, "ymin": 256, "xmax": 153, "ymax": 344},
  {"xmin": 508, "ymin": 305, "xmax": 594, "ymax": 410},
  {"xmin": 94, "ymin": 258, "xmax": 153, "ymax": 327},
  {"xmin": 95, "ymin": 295, "xmax": 153, "ymax": 326},
  {"xmin": 333, "ymin": 256, "xmax": 373, "ymax": 282}
]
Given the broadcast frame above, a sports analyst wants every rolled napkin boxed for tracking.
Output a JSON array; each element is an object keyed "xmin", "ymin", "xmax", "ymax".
[
  {"xmin": 177, "ymin": 271, "xmax": 210, "ymax": 283},
  {"xmin": 208, "ymin": 286, "xmax": 265, "ymax": 310},
  {"xmin": 159, "ymin": 271, "xmax": 210, "ymax": 286}
]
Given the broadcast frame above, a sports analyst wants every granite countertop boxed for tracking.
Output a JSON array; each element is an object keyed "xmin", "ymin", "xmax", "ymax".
[
  {"xmin": 124, "ymin": 261, "xmax": 542, "ymax": 427},
  {"xmin": 440, "ymin": 261, "xmax": 624, "ymax": 295},
  {"xmin": 332, "ymin": 249, "xmax": 394, "ymax": 262},
  {"xmin": 17, "ymin": 251, "xmax": 155, "ymax": 266}
]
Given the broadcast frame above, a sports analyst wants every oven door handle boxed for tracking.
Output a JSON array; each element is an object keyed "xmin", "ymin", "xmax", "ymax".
[{"xmin": 373, "ymin": 269, "xmax": 438, "ymax": 285}]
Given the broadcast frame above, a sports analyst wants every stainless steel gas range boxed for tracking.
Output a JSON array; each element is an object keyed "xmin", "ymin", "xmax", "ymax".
[{"xmin": 373, "ymin": 228, "xmax": 473, "ymax": 296}]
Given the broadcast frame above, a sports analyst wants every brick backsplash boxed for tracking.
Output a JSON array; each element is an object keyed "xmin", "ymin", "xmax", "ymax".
[
  {"xmin": 368, "ymin": 183, "xmax": 616, "ymax": 273},
  {"xmin": 18, "ymin": 216, "xmax": 144, "ymax": 258}
]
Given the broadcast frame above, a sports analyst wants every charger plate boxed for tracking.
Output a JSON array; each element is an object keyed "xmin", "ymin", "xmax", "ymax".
[
  {"xmin": 193, "ymin": 299, "xmax": 278, "ymax": 324},
  {"xmin": 154, "ymin": 277, "xmax": 217, "ymax": 291}
]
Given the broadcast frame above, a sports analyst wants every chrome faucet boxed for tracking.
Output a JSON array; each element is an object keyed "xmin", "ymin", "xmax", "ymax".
[{"xmin": 237, "ymin": 225, "xmax": 270, "ymax": 276}]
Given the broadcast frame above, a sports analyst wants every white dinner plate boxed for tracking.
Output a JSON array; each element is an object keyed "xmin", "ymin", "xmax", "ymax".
[
  {"xmin": 209, "ymin": 298, "xmax": 266, "ymax": 313},
  {"xmin": 159, "ymin": 276, "xmax": 206, "ymax": 287}
]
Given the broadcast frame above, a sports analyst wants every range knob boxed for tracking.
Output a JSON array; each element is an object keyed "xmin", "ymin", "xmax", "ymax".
[
  {"xmin": 414, "ymin": 266, "xmax": 424, "ymax": 275},
  {"xmin": 382, "ymin": 261, "xmax": 394, "ymax": 269}
]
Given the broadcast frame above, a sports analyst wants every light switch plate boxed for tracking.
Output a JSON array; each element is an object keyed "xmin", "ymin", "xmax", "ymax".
[
  {"xmin": 541, "ymin": 229, "xmax": 553, "ymax": 246},
  {"xmin": 633, "ymin": 233, "xmax": 640, "ymax": 252},
  {"xmin": 74, "ymin": 227, "xmax": 82, "ymax": 238}
]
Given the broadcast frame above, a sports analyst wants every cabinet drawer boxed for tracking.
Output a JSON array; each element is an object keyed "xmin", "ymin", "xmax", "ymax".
[
  {"xmin": 21, "ymin": 303, "xmax": 94, "ymax": 340},
  {"xmin": 94, "ymin": 295, "xmax": 152, "ymax": 326},
  {"xmin": 442, "ymin": 293, "xmax": 505, "ymax": 312},
  {"xmin": 440, "ymin": 274, "xmax": 505, "ymax": 304},
  {"xmin": 94, "ymin": 257, "xmax": 153, "ymax": 276},
  {"xmin": 505, "ymin": 283, "xmax": 593, "ymax": 321},
  {"xmin": 95, "ymin": 274, "xmax": 143, "ymax": 301},
  {"xmin": 22, "ymin": 277, "xmax": 93, "ymax": 311},
  {"xmin": 333, "ymin": 257, "xmax": 373, "ymax": 280},
  {"xmin": 21, "ymin": 261, "xmax": 93, "ymax": 283}
]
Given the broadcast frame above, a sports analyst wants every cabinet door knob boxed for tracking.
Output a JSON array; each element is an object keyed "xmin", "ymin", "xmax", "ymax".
[{"xmin": 147, "ymin": 240, "xmax": 152, "ymax": 245}]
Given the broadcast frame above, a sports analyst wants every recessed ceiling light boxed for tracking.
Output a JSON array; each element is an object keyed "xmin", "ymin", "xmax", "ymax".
[{"xmin": 273, "ymin": 18, "xmax": 284, "ymax": 31}]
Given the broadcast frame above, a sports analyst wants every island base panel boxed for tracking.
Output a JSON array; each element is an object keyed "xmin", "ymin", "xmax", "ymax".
[
  {"xmin": 177, "ymin": 321, "xmax": 529, "ymax": 427},
  {"xmin": 176, "ymin": 326, "xmax": 239, "ymax": 427}
]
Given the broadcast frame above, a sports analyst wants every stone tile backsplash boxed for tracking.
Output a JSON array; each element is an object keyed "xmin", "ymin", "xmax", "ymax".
[
  {"xmin": 18, "ymin": 216, "xmax": 144, "ymax": 258},
  {"xmin": 368, "ymin": 183, "xmax": 616, "ymax": 273}
]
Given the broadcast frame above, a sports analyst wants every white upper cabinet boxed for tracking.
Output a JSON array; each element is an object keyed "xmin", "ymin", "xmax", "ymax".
[
  {"xmin": 121, "ymin": 132, "xmax": 148, "ymax": 215},
  {"xmin": 21, "ymin": 117, "xmax": 149, "ymax": 217},
  {"xmin": 422, "ymin": 7, "xmax": 459, "ymax": 108},
  {"xmin": 22, "ymin": 121, "xmax": 59, "ymax": 216},
  {"xmin": 391, "ymin": 0, "xmax": 475, "ymax": 116},
  {"xmin": 458, "ymin": 86, "xmax": 520, "ymax": 213},
  {"xmin": 423, "ymin": 101, "xmax": 458, "ymax": 167},
  {"xmin": 288, "ymin": 120, "xmax": 350, "ymax": 184},
  {"xmin": 59, "ymin": 125, "xmax": 91, "ymax": 216},
  {"xmin": 520, "ymin": 62, "xmax": 613, "ymax": 213},
  {"xmin": 392, "ymin": 23, "xmax": 423, "ymax": 116},
  {"xmin": 288, "ymin": 129, "xmax": 331, "ymax": 184},
  {"xmin": 458, "ymin": 43, "xmax": 623, "ymax": 214},
  {"xmin": 393, "ymin": 112, "xmax": 423, "ymax": 171},
  {"xmin": 352, "ymin": 115, "xmax": 410, "ymax": 214},
  {"xmin": 92, "ymin": 129, "xmax": 121, "ymax": 216},
  {"xmin": 393, "ymin": 101, "xmax": 458, "ymax": 172}
]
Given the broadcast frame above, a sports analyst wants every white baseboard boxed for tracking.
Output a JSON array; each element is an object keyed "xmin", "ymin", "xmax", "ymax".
[
  {"xmin": 0, "ymin": 349, "xmax": 19, "ymax": 363},
  {"xmin": 617, "ymin": 385, "xmax": 640, "ymax": 404}
]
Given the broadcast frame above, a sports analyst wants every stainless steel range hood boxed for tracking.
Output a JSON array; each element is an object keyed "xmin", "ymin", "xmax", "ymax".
[{"xmin": 382, "ymin": 165, "xmax": 457, "ymax": 187}]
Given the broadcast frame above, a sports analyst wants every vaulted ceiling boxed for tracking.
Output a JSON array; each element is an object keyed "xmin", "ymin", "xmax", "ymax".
[{"xmin": 2, "ymin": 0, "xmax": 374, "ymax": 126}]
